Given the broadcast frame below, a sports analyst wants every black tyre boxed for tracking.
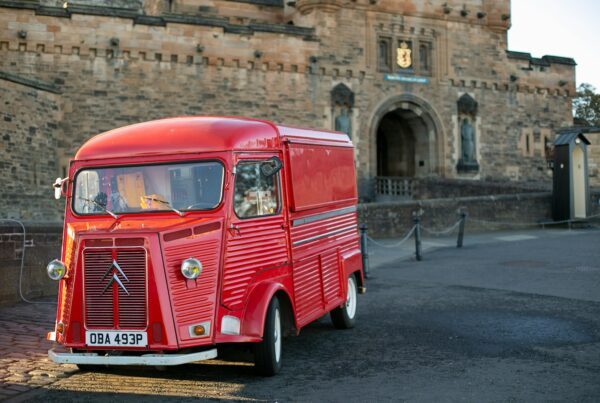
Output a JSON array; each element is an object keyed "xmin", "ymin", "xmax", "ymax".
[
  {"xmin": 330, "ymin": 275, "xmax": 358, "ymax": 329},
  {"xmin": 254, "ymin": 297, "xmax": 283, "ymax": 376},
  {"xmin": 70, "ymin": 349, "xmax": 103, "ymax": 371},
  {"xmin": 75, "ymin": 364, "xmax": 103, "ymax": 371}
]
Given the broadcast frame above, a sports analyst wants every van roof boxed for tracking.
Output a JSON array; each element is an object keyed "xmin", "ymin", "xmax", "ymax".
[{"xmin": 74, "ymin": 116, "xmax": 352, "ymax": 161}]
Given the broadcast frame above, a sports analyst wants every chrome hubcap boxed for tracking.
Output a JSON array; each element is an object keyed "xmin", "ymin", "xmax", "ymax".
[
  {"xmin": 346, "ymin": 277, "xmax": 357, "ymax": 319},
  {"xmin": 274, "ymin": 307, "xmax": 281, "ymax": 363}
]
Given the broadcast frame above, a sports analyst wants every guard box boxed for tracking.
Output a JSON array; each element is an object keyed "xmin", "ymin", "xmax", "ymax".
[
  {"xmin": 46, "ymin": 117, "xmax": 364, "ymax": 375},
  {"xmin": 552, "ymin": 129, "xmax": 591, "ymax": 221}
]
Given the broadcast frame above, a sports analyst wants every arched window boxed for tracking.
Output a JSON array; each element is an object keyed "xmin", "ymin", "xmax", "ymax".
[
  {"xmin": 378, "ymin": 38, "xmax": 391, "ymax": 71},
  {"xmin": 419, "ymin": 43, "xmax": 430, "ymax": 74}
]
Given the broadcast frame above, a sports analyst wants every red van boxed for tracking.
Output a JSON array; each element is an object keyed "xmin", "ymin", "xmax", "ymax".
[{"xmin": 46, "ymin": 117, "xmax": 364, "ymax": 375}]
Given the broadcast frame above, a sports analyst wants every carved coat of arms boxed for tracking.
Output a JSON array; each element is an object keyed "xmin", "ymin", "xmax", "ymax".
[{"xmin": 397, "ymin": 42, "xmax": 412, "ymax": 69}]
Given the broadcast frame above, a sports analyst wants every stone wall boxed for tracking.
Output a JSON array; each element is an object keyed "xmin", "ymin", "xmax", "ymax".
[
  {"xmin": 0, "ymin": 74, "xmax": 64, "ymax": 221},
  {"xmin": 411, "ymin": 178, "xmax": 550, "ymax": 200},
  {"xmin": 0, "ymin": 223, "xmax": 62, "ymax": 307}
]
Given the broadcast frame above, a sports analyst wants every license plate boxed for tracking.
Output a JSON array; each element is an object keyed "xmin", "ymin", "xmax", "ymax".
[{"xmin": 85, "ymin": 331, "xmax": 148, "ymax": 347}]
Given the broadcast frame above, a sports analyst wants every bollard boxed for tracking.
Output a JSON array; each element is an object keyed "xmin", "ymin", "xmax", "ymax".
[
  {"xmin": 457, "ymin": 211, "xmax": 466, "ymax": 248},
  {"xmin": 359, "ymin": 224, "xmax": 370, "ymax": 279},
  {"xmin": 413, "ymin": 213, "xmax": 422, "ymax": 261}
]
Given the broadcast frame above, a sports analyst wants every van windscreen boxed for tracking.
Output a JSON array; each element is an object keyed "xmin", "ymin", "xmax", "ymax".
[{"xmin": 73, "ymin": 161, "xmax": 224, "ymax": 215}]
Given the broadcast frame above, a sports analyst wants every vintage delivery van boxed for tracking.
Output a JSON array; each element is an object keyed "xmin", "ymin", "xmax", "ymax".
[{"xmin": 47, "ymin": 116, "xmax": 365, "ymax": 375}]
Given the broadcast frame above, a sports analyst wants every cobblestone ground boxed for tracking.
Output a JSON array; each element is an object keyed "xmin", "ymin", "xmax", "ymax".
[{"xmin": 0, "ymin": 300, "xmax": 77, "ymax": 400}]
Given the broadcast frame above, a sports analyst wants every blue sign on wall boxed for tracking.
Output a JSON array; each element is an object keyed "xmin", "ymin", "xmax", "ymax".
[{"xmin": 384, "ymin": 74, "xmax": 429, "ymax": 84}]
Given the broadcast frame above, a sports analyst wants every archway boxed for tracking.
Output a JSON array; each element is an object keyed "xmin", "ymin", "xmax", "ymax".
[
  {"xmin": 365, "ymin": 94, "xmax": 444, "ymax": 200},
  {"xmin": 377, "ymin": 109, "xmax": 432, "ymax": 177}
]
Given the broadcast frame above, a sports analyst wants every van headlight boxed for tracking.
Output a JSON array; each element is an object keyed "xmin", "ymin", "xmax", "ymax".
[
  {"xmin": 181, "ymin": 258, "xmax": 202, "ymax": 279},
  {"xmin": 46, "ymin": 259, "xmax": 66, "ymax": 280}
]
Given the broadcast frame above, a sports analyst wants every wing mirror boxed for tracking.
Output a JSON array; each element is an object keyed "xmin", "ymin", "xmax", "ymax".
[
  {"xmin": 260, "ymin": 157, "xmax": 283, "ymax": 178},
  {"xmin": 53, "ymin": 177, "xmax": 69, "ymax": 200}
]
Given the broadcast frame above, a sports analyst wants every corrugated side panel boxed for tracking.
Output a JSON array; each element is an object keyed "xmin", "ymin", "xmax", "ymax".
[
  {"xmin": 222, "ymin": 217, "xmax": 288, "ymax": 310},
  {"xmin": 291, "ymin": 212, "xmax": 359, "ymax": 258},
  {"xmin": 163, "ymin": 238, "xmax": 220, "ymax": 334},
  {"xmin": 321, "ymin": 250, "xmax": 341, "ymax": 304},
  {"xmin": 291, "ymin": 211, "xmax": 360, "ymax": 324},
  {"xmin": 292, "ymin": 257, "xmax": 324, "ymax": 322}
]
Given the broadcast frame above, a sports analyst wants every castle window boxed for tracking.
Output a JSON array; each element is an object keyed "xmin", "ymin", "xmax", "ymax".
[
  {"xmin": 378, "ymin": 37, "xmax": 391, "ymax": 71},
  {"xmin": 419, "ymin": 43, "xmax": 431, "ymax": 75}
]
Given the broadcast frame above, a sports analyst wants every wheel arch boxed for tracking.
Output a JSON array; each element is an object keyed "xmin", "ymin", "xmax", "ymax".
[
  {"xmin": 241, "ymin": 281, "xmax": 297, "ymax": 339},
  {"xmin": 342, "ymin": 249, "xmax": 365, "ymax": 292}
]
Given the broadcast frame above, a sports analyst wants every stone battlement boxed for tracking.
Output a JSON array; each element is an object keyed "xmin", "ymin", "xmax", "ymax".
[{"xmin": 0, "ymin": 1, "xmax": 575, "ymax": 96}]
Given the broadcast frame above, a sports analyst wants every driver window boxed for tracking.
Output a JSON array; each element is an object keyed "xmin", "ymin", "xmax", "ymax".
[{"xmin": 234, "ymin": 161, "xmax": 281, "ymax": 218}]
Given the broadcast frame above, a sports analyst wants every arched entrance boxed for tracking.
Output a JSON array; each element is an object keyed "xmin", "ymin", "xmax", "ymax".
[
  {"xmin": 369, "ymin": 95, "xmax": 444, "ymax": 200},
  {"xmin": 377, "ymin": 109, "xmax": 431, "ymax": 177}
]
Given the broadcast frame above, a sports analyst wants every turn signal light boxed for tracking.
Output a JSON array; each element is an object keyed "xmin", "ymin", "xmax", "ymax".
[
  {"xmin": 188, "ymin": 321, "xmax": 210, "ymax": 338},
  {"xmin": 192, "ymin": 325, "xmax": 206, "ymax": 336},
  {"xmin": 56, "ymin": 322, "xmax": 64, "ymax": 334}
]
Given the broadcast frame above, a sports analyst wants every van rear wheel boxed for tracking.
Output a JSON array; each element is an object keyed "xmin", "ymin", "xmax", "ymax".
[
  {"xmin": 253, "ymin": 297, "xmax": 282, "ymax": 376},
  {"xmin": 330, "ymin": 275, "xmax": 357, "ymax": 329}
]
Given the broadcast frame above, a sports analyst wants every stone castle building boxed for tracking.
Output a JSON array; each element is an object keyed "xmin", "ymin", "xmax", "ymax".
[{"xmin": 0, "ymin": 0, "xmax": 579, "ymax": 220}]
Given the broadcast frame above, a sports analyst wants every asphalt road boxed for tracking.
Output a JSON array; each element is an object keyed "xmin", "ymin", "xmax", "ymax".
[{"xmin": 21, "ymin": 228, "xmax": 600, "ymax": 402}]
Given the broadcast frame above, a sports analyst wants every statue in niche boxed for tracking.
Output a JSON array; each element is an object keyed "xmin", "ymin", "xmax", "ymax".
[
  {"xmin": 335, "ymin": 106, "xmax": 352, "ymax": 137},
  {"xmin": 456, "ymin": 93, "xmax": 479, "ymax": 173},
  {"xmin": 331, "ymin": 83, "xmax": 354, "ymax": 138},
  {"xmin": 460, "ymin": 118, "xmax": 476, "ymax": 163}
]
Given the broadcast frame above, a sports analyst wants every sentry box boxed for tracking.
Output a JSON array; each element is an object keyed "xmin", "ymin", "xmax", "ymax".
[{"xmin": 47, "ymin": 117, "xmax": 365, "ymax": 375}]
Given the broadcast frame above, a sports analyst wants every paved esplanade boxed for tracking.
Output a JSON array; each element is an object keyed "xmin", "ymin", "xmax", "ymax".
[{"xmin": 2, "ymin": 228, "xmax": 600, "ymax": 401}]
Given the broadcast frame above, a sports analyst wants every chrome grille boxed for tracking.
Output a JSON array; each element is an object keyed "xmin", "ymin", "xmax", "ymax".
[{"xmin": 84, "ymin": 247, "xmax": 147, "ymax": 329}]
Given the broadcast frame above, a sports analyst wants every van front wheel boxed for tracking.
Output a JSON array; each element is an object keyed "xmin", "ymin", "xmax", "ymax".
[
  {"xmin": 253, "ymin": 297, "xmax": 282, "ymax": 376},
  {"xmin": 330, "ymin": 275, "xmax": 357, "ymax": 329}
]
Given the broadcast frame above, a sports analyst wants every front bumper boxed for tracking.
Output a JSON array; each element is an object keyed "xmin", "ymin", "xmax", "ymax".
[{"xmin": 48, "ymin": 348, "xmax": 218, "ymax": 366}]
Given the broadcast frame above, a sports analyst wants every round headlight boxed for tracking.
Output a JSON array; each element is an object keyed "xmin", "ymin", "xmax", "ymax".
[
  {"xmin": 47, "ymin": 259, "xmax": 66, "ymax": 281},
  {"xmin": 181, "ymin": 258, "xmax": 202, "ymax": 280}
]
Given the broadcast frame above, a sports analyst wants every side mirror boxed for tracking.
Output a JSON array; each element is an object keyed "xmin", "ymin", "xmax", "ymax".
[
  {"xmin": 260, "ymin": 157, "xmax": 283, "ymax": 178},
  {"xmin": 53, "ymin": 177, "xmax": 68, "ymax": 200}
]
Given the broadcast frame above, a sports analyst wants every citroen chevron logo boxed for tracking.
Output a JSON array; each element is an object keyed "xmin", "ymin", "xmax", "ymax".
[{"xmin": 101, "ymin": 260, "xmax": 129, "ymax": 295}]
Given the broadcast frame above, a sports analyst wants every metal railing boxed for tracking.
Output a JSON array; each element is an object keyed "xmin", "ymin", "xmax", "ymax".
[
  {"xmin": 0, "ymin": 219, "xmax": 49, "ymax": 304},
  {"xmin": 374, "ymin": 176, "xmax": 413, "ymax": 201}
]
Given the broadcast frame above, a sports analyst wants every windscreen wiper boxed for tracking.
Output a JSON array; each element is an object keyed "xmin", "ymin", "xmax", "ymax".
[
  {"xmin": 147, "ymin": 197, "xmax": 185, "ymax": 217},
  {"xmin": 78, "ymin": 197, "xmax": 119, "ymax": 219}
]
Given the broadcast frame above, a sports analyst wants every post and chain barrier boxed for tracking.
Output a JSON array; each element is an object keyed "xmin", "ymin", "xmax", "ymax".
[
  {"xmin": 413, "ymin": 212, "xmax": 422, "ymax": 261},
  {"xmin": 468, "ymin": 210, "xmax": 600, "ymax": 230},
  {"xmin": 359, "ymin": 206, "xmax": 600, "ymax": 273},
  {"xmin": 360, "ymin": 223, "xmax": 417, "ymax": 278},
  {"xmin": 457, "ymin": 211, "xmax": 467, "ymax": 248},
  {"xmin": 359, "ymin": 209, "xmax": 467, "ymax": 268}
]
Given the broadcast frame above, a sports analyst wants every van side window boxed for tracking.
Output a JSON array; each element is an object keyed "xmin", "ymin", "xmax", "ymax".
[{"xmin": 234, "ymin": 161, "xmax": 281, "ymax": 218}]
